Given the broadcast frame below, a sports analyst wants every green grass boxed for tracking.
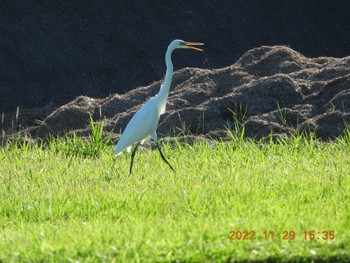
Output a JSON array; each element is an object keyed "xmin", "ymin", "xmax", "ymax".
[{"xmin": 0, "ymin": 131, "xmax": 350, "ymax": 262}]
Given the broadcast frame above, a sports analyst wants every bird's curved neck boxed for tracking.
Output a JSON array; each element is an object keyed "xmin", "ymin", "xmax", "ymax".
[{"xmin": 158, "ymin": 46, "xmax": 174, "ymax": 99}]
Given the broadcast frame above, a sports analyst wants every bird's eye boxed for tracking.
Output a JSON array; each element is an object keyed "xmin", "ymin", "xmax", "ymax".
[{"xmin": 180, "ymin": 42, "xmax": 186, "ymax": 46}]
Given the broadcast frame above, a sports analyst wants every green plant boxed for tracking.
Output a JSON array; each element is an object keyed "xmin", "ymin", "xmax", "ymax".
[
  {"xmin": 276, "ymin": 101, "xmax": 287, "ymax": 125},
  {"xmin": 225, "ymin": 104, "xmax": 247, "ymax": 145},
  {"xmin": 48, "ymin": 115, "xmax": 111, "ymax": 158},
  {"xmin": 0, "ymin": 131, "xmax": 349, "ymax": 262}
]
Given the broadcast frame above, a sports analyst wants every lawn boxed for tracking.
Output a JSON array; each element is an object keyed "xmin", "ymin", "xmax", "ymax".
[{"xmin": 0, "ymin": 131, "xmax": 349, "ymax": 262}]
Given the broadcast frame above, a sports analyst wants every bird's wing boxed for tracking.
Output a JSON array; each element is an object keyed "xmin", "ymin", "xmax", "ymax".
[{"xmin": 115, "ymin": 99, "xmax": 159, "ymax": 155}]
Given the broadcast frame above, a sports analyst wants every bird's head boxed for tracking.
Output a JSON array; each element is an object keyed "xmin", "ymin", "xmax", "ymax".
[{"xmin": 170, "ymin": 39, "xmax": 204, "ymax": 52}]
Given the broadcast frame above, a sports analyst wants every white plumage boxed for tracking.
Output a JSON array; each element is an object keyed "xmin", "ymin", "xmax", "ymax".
[{"xmin": 115, "ymin": 39, "xmax": 204, "ymax": 173}]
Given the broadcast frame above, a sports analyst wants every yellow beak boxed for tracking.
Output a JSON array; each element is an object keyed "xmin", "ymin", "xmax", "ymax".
[{"xmin": 185, "ymin": 42, "xmax": 204, "ymax": 51}]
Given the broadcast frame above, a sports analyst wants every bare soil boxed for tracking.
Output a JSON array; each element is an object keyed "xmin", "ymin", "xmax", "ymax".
[{"xmin": 1, "ymin": 1, "xmax": 350, "ymax": 113}]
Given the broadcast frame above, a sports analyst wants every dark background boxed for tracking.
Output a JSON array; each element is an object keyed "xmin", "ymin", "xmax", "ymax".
[{"xmin": 1, "ymin": 0, "xmax": 349, "ymax": 113}]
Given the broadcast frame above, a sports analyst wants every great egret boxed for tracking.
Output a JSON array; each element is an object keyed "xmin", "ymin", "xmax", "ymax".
[{"xmin": 115, "ymin": 39, "xmax": 204, "ymax": 174}]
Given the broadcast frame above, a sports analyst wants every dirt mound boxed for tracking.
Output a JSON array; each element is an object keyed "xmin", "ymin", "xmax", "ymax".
[
  {"xmin": 4, "ymin": 45, "xmax": 350, "ymax": 141},
  {"xmin": 2, "ymin": 1, "xmax": 350, "ymax": 113}
]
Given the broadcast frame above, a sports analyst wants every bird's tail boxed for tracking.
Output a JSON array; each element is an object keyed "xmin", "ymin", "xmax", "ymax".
[{"xmin": 115, "ymin": 144, "xmax": 132, "ymax": 155}]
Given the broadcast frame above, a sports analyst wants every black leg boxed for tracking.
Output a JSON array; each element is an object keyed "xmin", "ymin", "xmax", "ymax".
[
  {"xmin": 129, "ymin": 142, "xmax": 140, "ymax": 175},
  {"xmin": 156, "ymin": 143, "xmax": 174, "ymax": 171}
]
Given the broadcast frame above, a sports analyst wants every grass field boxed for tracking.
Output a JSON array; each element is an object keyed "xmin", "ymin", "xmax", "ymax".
[{"xmin": 0, "ymin": 129, "xmax": 350, "ymax": 262}]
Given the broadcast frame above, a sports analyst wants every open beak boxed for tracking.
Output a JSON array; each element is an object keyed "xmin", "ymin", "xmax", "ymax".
[{"xmin": 185, "ymin": 42, "xmax": 204, "ymax": 51}]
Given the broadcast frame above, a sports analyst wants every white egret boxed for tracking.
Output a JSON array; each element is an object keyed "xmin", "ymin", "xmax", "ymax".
[{"xmin": 115, "ymin": 39, "xmax": 204, "ymax": 174}]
